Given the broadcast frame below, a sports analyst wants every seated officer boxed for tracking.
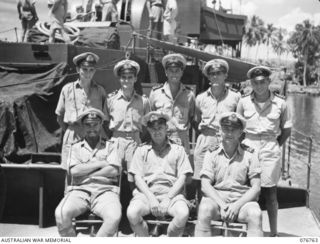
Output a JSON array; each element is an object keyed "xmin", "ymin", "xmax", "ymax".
[
  {"xmin": 195, "ymin": 112, "xmax": 263, "ymax": 237},
  {"xmin": 127, "ymin": 111, "xmax": 193, "ymax": 237},
  {"xmin": 55, "ymin": 108, "xmax": 121, "ymax": 237}
]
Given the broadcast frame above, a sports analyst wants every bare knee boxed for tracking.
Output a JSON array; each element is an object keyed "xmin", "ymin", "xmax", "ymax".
[
  {"xmin": 198, "ymin": 199, "xmax": 217, "ymax": 221},
  {"xmin": 127, "ymin": 203, "xmax": 144, "ymax": 225},
  {"xmin": 55, "ymin": 204, "xmax": 73, "ymax": 225},
  {"xmin": 246, "ymin": 206, "xmax": 262, "ymax": 225},
  {"xmin": 173, "ymin": 204, "xmax": 189, "ymax": 223}
]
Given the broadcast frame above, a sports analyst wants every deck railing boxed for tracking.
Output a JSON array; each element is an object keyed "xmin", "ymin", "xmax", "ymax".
[{"xmin": 282, "ymin": 128, "xmax": 313, "ymax": 208}]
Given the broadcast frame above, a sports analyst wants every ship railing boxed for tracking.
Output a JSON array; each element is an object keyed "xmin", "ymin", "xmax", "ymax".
[{"xmin": 281, "ymin": 127, "xmax": 313, "ymax": 208}]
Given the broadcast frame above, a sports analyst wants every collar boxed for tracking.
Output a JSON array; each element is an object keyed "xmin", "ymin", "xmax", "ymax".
[
  {"xmin": 217, "ymin": 143, "xmax": 244, "ymax": 160},
  {"xmin": 75, "ymin": 79, "xmax": 97, "ymax": 89},
  {"xmin": 116, "ymin": 89, "xmax": 138, "ymax": 100},
  {"xmin": 162, "ymin": 82, "xmax": 186, "ymax": 97},
  {"xmin": 250, "ymin": 90, "xmax": 276, "ymax": 103},
  {"xmin": 206, "ymin": 86, "xmax": 227, "ymax": 99},
  {"xmin": 146, "ymin": 138, "xmax": 171, "ymax": 151},
  {"xmin": 81, "ymin": 136, "xmax": 105, "ymax": 151}
]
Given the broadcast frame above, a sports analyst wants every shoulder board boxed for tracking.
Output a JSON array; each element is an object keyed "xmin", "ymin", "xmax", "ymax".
[
  {"xmin": 138, "ymin": 141, "xmax": 151, "ymax": 147},
  {"xmin": 274, "ymin": 92, "xmax": 285, "ymax": 100},
  {"xmin": 184, "ymin": 85, "xmax": 192, "ymax": 91},
  {"xmin": 71, "ymin": 139, "xmax": 82, "ymax": 146},
  {"xmin": 107, "ymin": 90, "xmax": 118, "ymax": 98},
  {"xmin": 229, "ymin": 87, "xmax": 239, "ymax": 93},
  {"xmin": 240, "ymin": 143, "xmax": 255, "ymax": 153},
  {"xmin": 142, "ymin": 94, "xmax": 148, "ymax": 98},
  {"xmin": 241, "ymin": 92, "xmax": 251, "ymax": 98},
  {"xmin": 208, "ymin": 144, "xmax": 220, "ymax": 152},
  {"xmin": 151, "ymin": 84, "xmax": 164, "ymax": 91}
]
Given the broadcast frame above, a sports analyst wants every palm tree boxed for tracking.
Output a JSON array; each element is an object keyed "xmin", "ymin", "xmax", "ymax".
[
  {"xmin": 287, "ymin": 20, "xmax": 320, "ymax": 86},
  {"xmin": 272, "ymin": 28, "xmax": 288, "ymax": 65},
  {"xmin": 243, "ymin": 15, "xmax": 265, "ymax": 60},
  {"xmin": 263, "ymin": 24, "xmax": 277, "ymax": 61}
]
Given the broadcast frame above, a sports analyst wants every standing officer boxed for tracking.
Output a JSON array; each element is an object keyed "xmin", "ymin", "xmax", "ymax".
[
  {"xmin": 237, "ymin": 66, "xmax": 292, "ymax": 237},
  {"xmin": 195, "ymin": 112, "xmax": 263, "ymax": 237},
  {"xmin": 105, "ymin": 59, "xmax": 150, "ymax": 174},
  {"xmin": 149, "ymin": 53, "xmax": 195, "ymax": 155},
  {"xmin": 193, "ymin": 59, "xmax": 240, "ymax": 181},
  {"xmin": 56, "ymin": 52, "xmax": 107, "ymax": 170},
  {"xmin": 127, "ymin": 111, "xmax": 193, "ymax": 237},
  {"xmin": 55, "ymin": 108, "xmax": 122, "ymax": 237}
]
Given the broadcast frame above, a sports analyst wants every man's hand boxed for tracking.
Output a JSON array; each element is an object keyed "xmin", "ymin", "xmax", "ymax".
[
  {"xmin": 158, "ymin": 197, "xmax": 170, "ymax": 217},
  {"xmin": 150, "ymin": 197, "xmax": 160, "ymax": 217},
  {"xmin": 225, "ymin": 202, "xmax": 241, "ymax": 222},
  {"xmin": 220, "ymin": 204, "xmax": 229, "ymax": 221}
]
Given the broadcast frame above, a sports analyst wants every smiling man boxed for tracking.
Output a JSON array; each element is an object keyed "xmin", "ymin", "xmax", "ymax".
[
  {"xmin": 105, "ymin": 59, "xmax": 150, "ymax": 174},
  {"xmin": 237, "ymin": 66, "xmax": 292, "ymax": 237},
  {"xmin": 195, "ymin": 112, "xmax": 263, "ymax": 237},
  {"xmin": 149, "ymin": 53, "xmax": 195, "ymax": 155},
  {"xmin": 127, "ymin": 111, "xmax": 193, "ymax": 236},
  {"xmin": 55, "ymin": 52, "xmax": 107, "ymax": 170}
]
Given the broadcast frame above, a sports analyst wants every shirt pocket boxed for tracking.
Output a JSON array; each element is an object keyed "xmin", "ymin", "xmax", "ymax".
[
  {"xmin": 163, "ymin": 159, "xmax": 177, "ymax": 177},
  {"xmin": 233, "ymin": 163, "xmax": 248, "ymax": 185},
  {"xmin": 266, "ymin": 109, "xmax": 281, "ymax": 121},
  {"xmin": 243, "ymin": 110, "xmax": 256, "ymax": 119},
  {"xmin": 174, "ymin": 105, "xmax": 188, "ymax": 123}
]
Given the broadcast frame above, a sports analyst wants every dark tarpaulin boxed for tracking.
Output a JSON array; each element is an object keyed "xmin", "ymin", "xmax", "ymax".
[{"xmin": 0, "ymin": 63, "xmax": 72, "ymax": 163}]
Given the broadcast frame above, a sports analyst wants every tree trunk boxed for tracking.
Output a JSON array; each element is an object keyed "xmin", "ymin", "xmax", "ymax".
[
  {"xmin": 255, "ymin": 45, "xmax": 260, "ymax": 61},
  {"xmin": 303, "ymin": 56, "xmax": 308, "ymax": 87}
]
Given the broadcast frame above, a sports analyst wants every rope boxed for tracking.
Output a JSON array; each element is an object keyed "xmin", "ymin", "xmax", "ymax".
[
  {"xmin": 0, "ymin": 28, "xmax": 18, "ymax": 35},
  {"xmin": 35, "ymin": 21, "xmax": 80, "ymax": 44},
  {"xmin": 212, "ymin": 9, "xmax": 224, "ymax": 45}
]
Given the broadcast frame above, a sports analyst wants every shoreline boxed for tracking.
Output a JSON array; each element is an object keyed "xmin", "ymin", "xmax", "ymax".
[{"xmin": 287, "ymin": 84, "xmax": 320, "ymax": 96}]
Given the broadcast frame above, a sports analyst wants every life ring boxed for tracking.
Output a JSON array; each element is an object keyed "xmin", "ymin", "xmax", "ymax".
[{"xmin": 35, "ymin": 21, "xmax": 80, "ymax": 43}]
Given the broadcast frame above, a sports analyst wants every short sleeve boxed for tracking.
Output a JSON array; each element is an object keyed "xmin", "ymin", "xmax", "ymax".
[
  {"xmin": 106, "ymin": 141, "xmax": 121, "ymax": 168},
  {"xmin": 128, "ymin": 147, "xmax": 144, "ymax": 176},
  {"xmin": 199, "ymin": 150, "xmax": 215, "ymax": 182},
  {"xmin": 149, "ymin": 89, "xmax": 156, "ymax": 111},
  {"xmin": 176, "ymin": 146, "xmax": 193, "ymax": 176},
  {"xmin": 280, "ymin": 101, "xmax": 292, "ymax": 129},
  {"xmin": 55, "ymin": 86, "xmax": 66, "ymax": 116},
  {"xmin": 236, "ymin": 98, "xmax": 244, "ymax": 116},
  {"xmin": 67, "ymin": 143, "xmax": 81, "ymax": 170},
  {"xmin": 143, "ymin": 96, "xmax": 151, "ymax": 115},
  {"xmin": 248, "ymin": 151, "xmax": 261, "ymax": 179}
]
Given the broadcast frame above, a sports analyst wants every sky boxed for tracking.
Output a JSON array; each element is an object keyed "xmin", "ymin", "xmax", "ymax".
[{"xmin": 1, "ymin": 0, "xmax": 320, "ymax": 60}]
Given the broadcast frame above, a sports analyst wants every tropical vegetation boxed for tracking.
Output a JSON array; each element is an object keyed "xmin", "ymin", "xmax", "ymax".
[{"xmin": 243, "ymin": 16, "xmax": 320, "ymax": 86}]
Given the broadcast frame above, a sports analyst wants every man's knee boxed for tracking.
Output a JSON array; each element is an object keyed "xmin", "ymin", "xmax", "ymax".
[
  {"xmin": 127, "ymin": 202, "xmax": 144, "ymax": 225},
  {"xmin": 172, "ymin": 203, "xmax": 189, "ymax": 223},
  {"xmin": 55, "ymin": 204, "xmax": 72, "ymax": 225},
  {"xmin": 198, "ymin": 198, "xmax": 217, "ymax": 220},
  {"xmin": 246, "ymin": 205, "xmax": 262, "ymax": 224}
]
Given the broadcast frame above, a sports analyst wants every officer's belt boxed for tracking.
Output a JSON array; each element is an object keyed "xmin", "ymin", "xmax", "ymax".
[
  {"xmin": 246, "ymin": 134, "xmax": 277, "ymax": 141},
  {"xmin": 82, "ymin": 177, "xmax": 119, "ymax": 186},
  {"xmin": 113, "ymin": 131, "xmax": 140, "ymax": 139},
  {"xmin": 200, "ymin": 127, "xmax": 219, "ymax": 136}
]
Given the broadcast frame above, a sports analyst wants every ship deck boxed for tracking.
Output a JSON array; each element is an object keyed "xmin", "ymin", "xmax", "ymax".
[{"xmin": 0, "ymin": 207, "xmax": 319, "ymax": 237}]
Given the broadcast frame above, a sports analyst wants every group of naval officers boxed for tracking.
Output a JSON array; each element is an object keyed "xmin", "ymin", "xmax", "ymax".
[{"xmin": 54, "ymin": 51, "xmax": 292, "ymax": 237}]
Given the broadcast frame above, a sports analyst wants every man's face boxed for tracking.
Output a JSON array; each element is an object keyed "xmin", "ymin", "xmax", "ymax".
[
  {"xmin": 250, "ymin": 77, "xmax": 271, "ymax": 96},
  {"xmin": 119, "ymin": 71, "xmax": 137, "ymax": 90},
  {"xmin": 207, "ymin": 69, "xmax": 227, "ymax": 89},
  {"xmin": 220, "ymin": 125, "xmax": 243, "ymax": 144},
  {"xmin": 78, "ymin": 65, "xmax": 96, "ymax": 81},
  {"xmin": 147, "ymin": 121, "xmax": 168, "ymax": 144},
  {"xmin": 166, "ymin": 66, "xmax": 183, "ymax": 84},
  {"xmin": 83, "ymin": 120, "xmax": 102, "ymax": 138}
]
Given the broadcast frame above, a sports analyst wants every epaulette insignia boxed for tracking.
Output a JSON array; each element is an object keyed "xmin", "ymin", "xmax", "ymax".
[
  {"xmin": 229, "ymin": 87, "xmax": 239, "ymax": 93},
  {"xmin": 152, "ymin": 84, "xmax": 164, "ymax": 91},
  {"xmin": 241, "ymin": 93, "xmax": 251, "ymax": 98},
  {"xmin": 208, "ymin": 144, "xmax": 220, "ymax": 152},
  {"xmin": 274, "ymin": 92, "xmax": 285, "ymax": 99},
  {"xmin": 185, "ymin": 86, "xmax": 192, "ymax": 90},
  {"xmin": 142, "ymin": 94, "xmax": 147, "ymax": 98},
  {"xmin": 240, "ymin": 143, "xmax": 255, "ymax": 153},
  {"xmin": 72, "ymin": 139, "xmax": 82, "ymax": 145},
  {"xmin": 107, "ymin": 90, "xmax": 118, "ymax": 98}
]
